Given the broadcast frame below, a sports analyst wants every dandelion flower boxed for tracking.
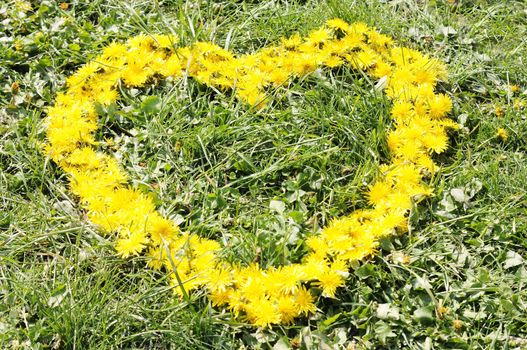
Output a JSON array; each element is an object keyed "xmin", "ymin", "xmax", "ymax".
[
  {"xmin": 115, "ymin": 230, "xmax": 148, "ymax": 258},
  {"xmin": 294, "ymin": 287, "xmax": 316, "ymax": 315},
  {"xmin": 315, "ymin": 270, "xmax": 345, "ymax": 298},
  {"xmin": 367, "ymin": 181, "xmax": 392, "ymax": 206},
  {"xmin": 245, "ymin": 299, "xmax": 280, "ymax": 327},
  {"xmin": 497, "ymin": 128, "xmax": 508, "ymax": 141}
]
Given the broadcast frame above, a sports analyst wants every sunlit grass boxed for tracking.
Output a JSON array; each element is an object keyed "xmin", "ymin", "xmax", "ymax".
[{"xmin": 1, "ymin": 0, "xmax": 526, "ymax": 348}]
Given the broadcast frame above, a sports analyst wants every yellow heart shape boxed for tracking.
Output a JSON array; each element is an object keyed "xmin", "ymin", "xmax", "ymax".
[{"xmin": 44, "ymin": 19, "xmax": 457, "ymax": 327}]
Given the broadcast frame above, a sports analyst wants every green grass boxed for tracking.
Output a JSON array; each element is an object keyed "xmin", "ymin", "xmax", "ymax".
[{"xmin": 1, "ymin": 0, "xmax": 526, "ymax": 348}]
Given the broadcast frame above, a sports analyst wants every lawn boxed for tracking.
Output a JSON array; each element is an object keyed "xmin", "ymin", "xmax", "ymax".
[{"xmin": 1, "ymin": 0, "xmax": 526, "ymax": 349}]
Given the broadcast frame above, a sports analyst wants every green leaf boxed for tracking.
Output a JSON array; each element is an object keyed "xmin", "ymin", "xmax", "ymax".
[
  {"xmin": 504, "ymin": 250, "xmax": 523, "ymax": 269},
  {"xmin": 413, "ymin": 306, "xmax": 434, "ymax": 324},
  {"xmin": 270, "ymin": 200, "xmax": 286, "ymax": 214},
  {"xmin": 376, "ymin": 303, "xmax": 400, "ymax": 321},
  {"xmin": 273, "ymin": 338, "xmax": 291, "ymax": 350},
  {"xmin": 319, "ymin": 313, "xmax": 341, "ymax": 331},
  {"xmin": 140, "ymin": 96, "xmax": 162, "ymax": 114},
  {"xmin": 374, "ymin": 321, "xmax": 396, "ymax": 344},
  {"xmin": 355, "ymin": 263, "xmax": 376, "ymax": 279},
  {"xmin": 288, "ymin": 210, "xmax": 304, "ymax": 224},
  {"xmin": 68, "ymin": 43, "xmax": 80, "ymax": 51}
]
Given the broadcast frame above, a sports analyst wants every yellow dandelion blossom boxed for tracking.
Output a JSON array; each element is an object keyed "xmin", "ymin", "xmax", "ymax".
[
  {"xmin": 209, "ymin": 289, "xmax": 231, "ymax": 307},
  {"xmin": 294, "ymin": 287, "xmax": 317, "ymax": 315},
  {"xmin": 277, "ymin": 296, "xmax": 299, "ymax": 324},
  {"xmin": 416, "ymin": 155, "xmax": 437, "ymax": 173},
  {"xmin": 367, "ymin": 31, "xmax": 393, "ymax": 48},
  {"xmin": 148, "ymin": 215, "xmax": 179, "ymax": 245},
  {"xmin": 267, "ymin": 266, "xmax": 304, "ymax": 295},
  {"xmin": 170, "ymin": 271, "xmax": 202, "ymax": 296},
  {"xmin": 428, "ymin": 94, "xmax": 453, "ymax": 118},
  {"xmin": 513, "ymin": 99, "xmax": 525, "ymax": 110},
  {"xmin": 396, "ymin": 140, "xmax": 422, "ymax": 161},
  {"xmin": 146, "ymin": 246, "xmax": 167, "ymax": 270},
  {"xmin": 315, "ymin": 270, "xmax": 345, "ymax": 298},
  {"xmin": 386, "ymin": 131, "xmax": 402, "ymax": 152},
  {"xmin": 370, "ymin": 60, "xmax": 392, "ymax": 79},
  {"xmin": 152, "ymin": 34, "xmax": 179, "ymax": 49},
  {"xmin": 241, "ymin": 277, "xmax": 267, "ymax": 301},
  {"xmin": 325, "ymin": 55, "xmax": 344, "ymax": 68},
  {"xmin": 385, "ymin": 191, "xmax": 413, "ymax": 212},
  {"xmin": 281, "ymin": 33, "xmax": 302, "ymax": 49},
  {"xmin": 391, "ymin": 67, "xmax": 415, "ymax": 86},
  {"xmin": 245, "ymin": 298, "xmax": 281, "ymax": 327},
  {"xmin": 102, "ymin": 42, "xmax": 128, "ymax": 60},
  {"xmin": 94, "ymin": 87, "xmax": 118, "ymax": 106},
  {"xmin": 66, "ymin": 62, "xmax": 100, "ymax": 88},
  {"xmin": 414, "ymin": 67, "xmax": 438, "ymax": 86},
  {"xmin": 494, "ymin": 106, "xmax": 505, "ymax": 118},
  {"xmin": 380, "ymin": 211, "xmax": 407, "ymax": 231},
  {"xmin": 342, "ymin": 231, "xmax": 378, "ymax": 260},
  {"xmin": 305, "ymin": 236, "xmax": 330, "ymax": 257},
  {"xmin": 115, "ymin": 230, "xmax": 148, "ymax": 258},
  {"xmin": 391, "ymin": 101, "xmax": 414, "ymax": 123},
  {"xmin": 307, "ymin": 28, "xmax": 330, "ymax": 45},
  {"xmin": 62, "ymin": 147, "xmax": 103, "ymax": 170},
  {"xmin": 390, "ymin": 164, "xmax": 422, "ymax": 185},
  {"xmin": 349, "ymin": 22, "xmax": 369, "ymax": 36},
  {"xmin": 326, "ymin": 18, "xmax": 350, "ymax": 32},
  {"xmin": 355, "ymin": 48, "xmax": 378, "ymax": 69},
  {"xmin": 412, "ymin": 100, "xmax": 428, "ymax": 117},
  {"xmin": 300, "ymin": 255, "xmax": 328, "ymax": 281},
  {"xmin": 367, "ymin": 181, "xmax": 393, "ymax": 206},
  {"xmin": 497, "ymin": 128, "xmax": 508, "ymax": 141},
  {"xmin": 206, "ymin": 266, "xmax": 233, "ymax": 293},
  {"xmin": 423, "ymin": 131, "xmax": 449, "ymax": 153},
  {"xmin": 341, "ymin": 33, "xmax": 364, "ymax": 50},
  {"xmin": 121, "ymin": 61, "xmax": 151, "ymax": 87},
  {"xmin": 128, "ymin": 34, "xmax": 154, "ymax": 52}
]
